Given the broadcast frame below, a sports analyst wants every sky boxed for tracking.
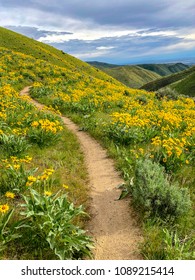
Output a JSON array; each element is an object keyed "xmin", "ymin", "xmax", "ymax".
[{"xmin": 0, "ymin": 0, "xmax": 195, "ymax": 64}]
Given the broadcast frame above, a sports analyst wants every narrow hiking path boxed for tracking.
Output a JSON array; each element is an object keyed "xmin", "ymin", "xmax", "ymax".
[{"xmin": 20, "ymin": 87, "xmax": 142, "ymax": 260}]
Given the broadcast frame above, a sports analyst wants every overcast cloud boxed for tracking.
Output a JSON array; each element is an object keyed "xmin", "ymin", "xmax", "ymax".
[{"xmin": 0, "ymin": 0, "xmax": 195, "ymax": 64}]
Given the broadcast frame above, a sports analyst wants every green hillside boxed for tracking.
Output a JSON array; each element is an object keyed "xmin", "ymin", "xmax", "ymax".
[
  {"xmin": 0, "ymin": 26, "xmax": 115, "ymax": 82},
  {"xmin": 0, "ymin": 27, "xmax": 195, "ymax": 260},
  {"xmin": 171, "ymin": 71, "xmax": 195, "ymax": 97},
  {"xmin": 104, "ymin": 65, "xmax": 161, "ymax": 88},
  {"xmin": 141, "ymin": 65, "xmax": 195, "ymax": 96},
  {"xmin": 88, "ymin": 62, "xmax": 161, "ymax": 88},
  {"xmin": 88, "ymin": 61, "xmax": 189, "ymax": 89},
  {"xmin": 138, "ymin": 63, "xmax": 189, "ymax": 76}
]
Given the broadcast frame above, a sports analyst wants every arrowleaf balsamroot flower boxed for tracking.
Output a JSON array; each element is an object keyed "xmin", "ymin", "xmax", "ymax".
[
  {"xmin": 44, "ymin": 191, "xmax": 52, "ymax": 196},
  {"xmin": 0, "ymin": 204, "xmax": 10, "ymax": 213},
  {"xmin": 5, "ymin": 192, "xmax": 15, "ymax": 199},
  {"xmin": 27, "ymin": 176, "xmax": 37, "ymax": 182}
]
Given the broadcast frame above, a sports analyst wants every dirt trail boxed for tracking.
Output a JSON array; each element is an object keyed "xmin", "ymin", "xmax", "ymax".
[{"xmin": 20, "ymin": 87, "xmax": 142, "ymax": 260}]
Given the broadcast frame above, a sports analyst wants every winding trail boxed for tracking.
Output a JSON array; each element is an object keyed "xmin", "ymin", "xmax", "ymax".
[{"xmin": 20, "ymin": 87, "xmax": 142, "ymax": 260}]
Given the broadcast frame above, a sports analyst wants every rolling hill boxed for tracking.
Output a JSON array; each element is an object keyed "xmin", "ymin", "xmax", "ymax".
[
  {"xmin": 102, "ymin": 65, "xmax": 161, "ymax": 88},
  {"xmin": 171, "ymin": 70, "xmax": 195, "ymax": 96},
  {"xmin": 141, "ymin": 65, "xmax": 195, "ymax": 97},
  {"xmin": 88, "ymin": 62, "xmax": 161, "ymax": 88},
  {"xmin": 138, "ymin": 63, "xmax": 189, "ymax": 76},
  {"xmin": 87, "ymin": 61, "xmax": 189, "ymax": 89}
]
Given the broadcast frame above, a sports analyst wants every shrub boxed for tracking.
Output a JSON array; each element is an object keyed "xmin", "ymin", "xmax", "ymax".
[
  {"xmin": 30, "ymin": 86, "xmax": 53, "ymax": 98},
  {"xmin": 135, "ymin": 95, "xmax": 148, "ymax": 105},
  {"xmin": 124, "ymin": 90, "xmax": 130, "ymax": 96},
  {"xmin": 0, "ymin": 163, "xmax": 37, "ymax": 194},
  {"xmin": 131, "ymin": 159, "xmax": 191, "ymax": 220},
  {"xmin": 155, "ymin": 87, "xmax": 178, "ymax": 100},
  {"xmin": 20, "ymin": 189, "xmax": 93, "ymax": 260},
  {"xmin": 0, "ymin": 134, "xmax": 30, "ymax": 156},
  {"xmin": 27, "ymin": 119, "xmax": 63, "ymax": 147},
  {"xmin": 105, "ymin": 123, "xmax": 145, "ymax": 145}
]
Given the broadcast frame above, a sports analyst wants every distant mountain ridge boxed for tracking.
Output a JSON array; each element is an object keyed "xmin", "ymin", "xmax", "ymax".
[
  {"xmin": 87, "ymin": 61, "xmax": 189, "ymax": 88},
  {"xmin": 88, "ymin": 62, "xmax": 160, "ymax": 88},
  {"xmin": 87, "ymin": 61, "xmax": 120, "ymax": 69},
  {"xmin": 137, "ymin": 63, "xmax": 189, "ymax": 76}
]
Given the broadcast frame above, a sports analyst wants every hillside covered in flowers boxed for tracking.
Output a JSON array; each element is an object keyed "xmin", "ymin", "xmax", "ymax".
[{"xmin": 0, "ymin": 26, "xmax": 194, "ymax": 259}]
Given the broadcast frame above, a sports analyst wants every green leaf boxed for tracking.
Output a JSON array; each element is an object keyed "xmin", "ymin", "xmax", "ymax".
[
  {"xmin": 1, "ymin": 209, "xmax": 14, "ymax": 233},
  {"xmin": 118, "ymin": 189, "xmax": 129, "ymax": 200}
]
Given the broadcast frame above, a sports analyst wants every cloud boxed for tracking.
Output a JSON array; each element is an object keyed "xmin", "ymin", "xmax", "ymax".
[
  {"xmin": 1, "ymin": 0, "xmax": 195, "ymax": 30},
  {"xmin": 96, "ymin": 46, "xmax": 115, "ymax": 50},
  {"xmin": 38, "ymin": 30, "xmax": 138, "ymax": 43},
  {"xmin": 0, "ymin": 0, "xmax": 195, "ymax": 63},
  {"xmin": 5, "ymin": 25, "xmax": 71, "ymax": 40},
  {"xmin": 49, "ymin": 29, "xmax": 194, "ymax": 62},
  {"xmin": 38, "ymin": 28, "xmax": 180, "ymax": 45}
]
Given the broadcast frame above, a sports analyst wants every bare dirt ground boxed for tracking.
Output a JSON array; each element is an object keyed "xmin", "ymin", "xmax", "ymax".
[{"xmin": 20, "ymin": 87, "xmax": 143, "ymax": 260}]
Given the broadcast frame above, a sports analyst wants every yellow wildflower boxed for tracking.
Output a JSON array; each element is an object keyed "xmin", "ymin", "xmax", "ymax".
[
  {"xmin": 13, "ymin": 164, "xmax": 20, "ymax": 170},
  {"xmin": 27, "ymin": 176, "xmax": 37, "ymax": 182},
  {"xmin": 31, "ymin": 121, "xmax": 39, "ymax": 127},
  {"xmin": 45, "ymin": 168, "xmax": 54, "ymax": 175},
  {"xmin": 40, "ymin": 174, "xmax": 49, "ymax": 180},
  {"xmin": 44, "ymin": 191, "xmax": 52, "ymax": 196},
  {"xmin": 5, "ymin": 192, "xmax": 15, "ymax": 199},
  {"xmin": 26, "ymin": 182, "xmax": 33, "ymax": 187},
  {"xmin": 0, "ymin": 204, "xmax": 9, "ymax": 213}
]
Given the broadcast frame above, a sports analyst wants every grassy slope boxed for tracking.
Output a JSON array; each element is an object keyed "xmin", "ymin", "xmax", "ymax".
[
  {"xmin": 141, "ymin": 65, "xmax": 195, "ymax": 96},
  {"xmin": 0, "ymin": 28, "xmax": 93, "ymax": 208},
  {"xmin": 0, "ymin": 26, "xmax": 116, "ymax": 82},
  {"xmin": 105, "ymin": 66, "xmax": 161, "ymax": 88},
  {"xmin": 138, "ymin": 63, "xmax": 189, "ymax": 76},
  {"xmin": 88, "ymin": 62, "xmax": 161, "ymax": 88},
  {"xmin": 171, "ymin": 71, "xmax": 195, "ymax": 97},
  {"xmin": 1, "ymin": 27, "xmax": 194, "ymax": 260},
  {"xmin": 88, "ymin": 62, "xmax": 190, "ymax": 89},
  {"xmin": 0, "ymin": 29, "xmax": 91, "ymax": 259}
]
